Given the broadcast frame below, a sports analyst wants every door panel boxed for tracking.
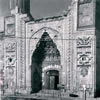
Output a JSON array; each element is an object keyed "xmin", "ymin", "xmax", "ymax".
[
  {"xmin": 50, "ymin": 76, "xmax": 55, "ymax": 89},
  {"xmin": 55, "ymin": 76, "xmax": 59, "ymax": 90},
  {"xmin": 45, "ymin": 70, "xmax": 59, "ymax": 90}
]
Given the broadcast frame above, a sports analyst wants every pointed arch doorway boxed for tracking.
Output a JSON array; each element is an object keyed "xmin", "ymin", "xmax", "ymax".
[{"xmin": 31, "ymin": 31, "xmax": 61, "ymax": 93}]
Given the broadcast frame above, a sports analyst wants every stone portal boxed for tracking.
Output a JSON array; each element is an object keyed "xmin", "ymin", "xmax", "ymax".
[{"xmin": 31, "ymin": 32, "xmax": 60, "ymax": 93}]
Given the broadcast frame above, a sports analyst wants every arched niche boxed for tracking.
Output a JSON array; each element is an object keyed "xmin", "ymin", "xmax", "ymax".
[{"xmin": 30, "ymin": 30, "xmax": 62, "ymax": 93}]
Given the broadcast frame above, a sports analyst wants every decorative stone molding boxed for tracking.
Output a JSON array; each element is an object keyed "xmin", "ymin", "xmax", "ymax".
[
  {"xmin": 19, "ymin": 20, "xmax": 26, "ymax": 89},
  {"xmin": 43, "ymin": 65, "xmax": 61, "ymax": 73}
]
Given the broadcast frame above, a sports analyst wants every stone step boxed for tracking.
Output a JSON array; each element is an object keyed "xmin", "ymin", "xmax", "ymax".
[{"xmin": 36, "ymin": 89, "xmax": 69, "ymax": 98}]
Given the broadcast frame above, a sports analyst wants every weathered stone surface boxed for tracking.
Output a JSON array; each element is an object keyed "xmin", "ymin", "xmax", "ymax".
[{"xmin": 0, "ymin": 0, "xmax": 98, "ymax": 98}]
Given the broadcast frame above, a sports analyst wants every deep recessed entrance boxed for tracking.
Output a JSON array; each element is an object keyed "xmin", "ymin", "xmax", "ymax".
[
  {"xmin": 31, "ymin": 31, "xmax": 60, "ymax": 93},
  {"xmin": 46, "ymin": 70, "xmax": 59, "ymax": 90}
]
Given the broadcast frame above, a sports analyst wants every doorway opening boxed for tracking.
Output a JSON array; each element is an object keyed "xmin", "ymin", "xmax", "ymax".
[{"xmin": 46, "ymin": 70, "xmax": 59, "ymax": 90}]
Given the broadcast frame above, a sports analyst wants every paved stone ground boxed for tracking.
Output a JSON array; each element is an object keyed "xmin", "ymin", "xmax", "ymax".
[
  {"xmin": 1, "ymin": 94, "xmax": 100, "ymax": 100},
  {"xmin": 1, "ymin": 96, "xmax": 100, "ymax": 100}
]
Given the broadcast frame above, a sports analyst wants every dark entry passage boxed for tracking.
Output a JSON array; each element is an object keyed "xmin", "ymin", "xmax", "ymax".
[{"xmin": 46, "ymin": 70, "xmax": 59, "ymax": 90}]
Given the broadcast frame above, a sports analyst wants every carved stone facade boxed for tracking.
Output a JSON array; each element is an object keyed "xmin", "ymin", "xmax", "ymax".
[{"xmin": 0, "ymin": 0, "xmax": 100, "ymax": 98}]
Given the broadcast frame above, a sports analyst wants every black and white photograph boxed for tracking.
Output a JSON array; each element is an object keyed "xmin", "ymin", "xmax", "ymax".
[{"xmin": 0, "ymin": 0, "xmax": 100, "ymax": 100}]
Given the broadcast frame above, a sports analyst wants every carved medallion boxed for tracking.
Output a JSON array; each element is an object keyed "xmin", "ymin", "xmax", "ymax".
[
  {"xmin": 81, "ymin": 67, "xmax": 88, "ymax": 77},
  {"xmin": 77, "ymin": 52, "xmax": 92, "ymax": 67}
]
